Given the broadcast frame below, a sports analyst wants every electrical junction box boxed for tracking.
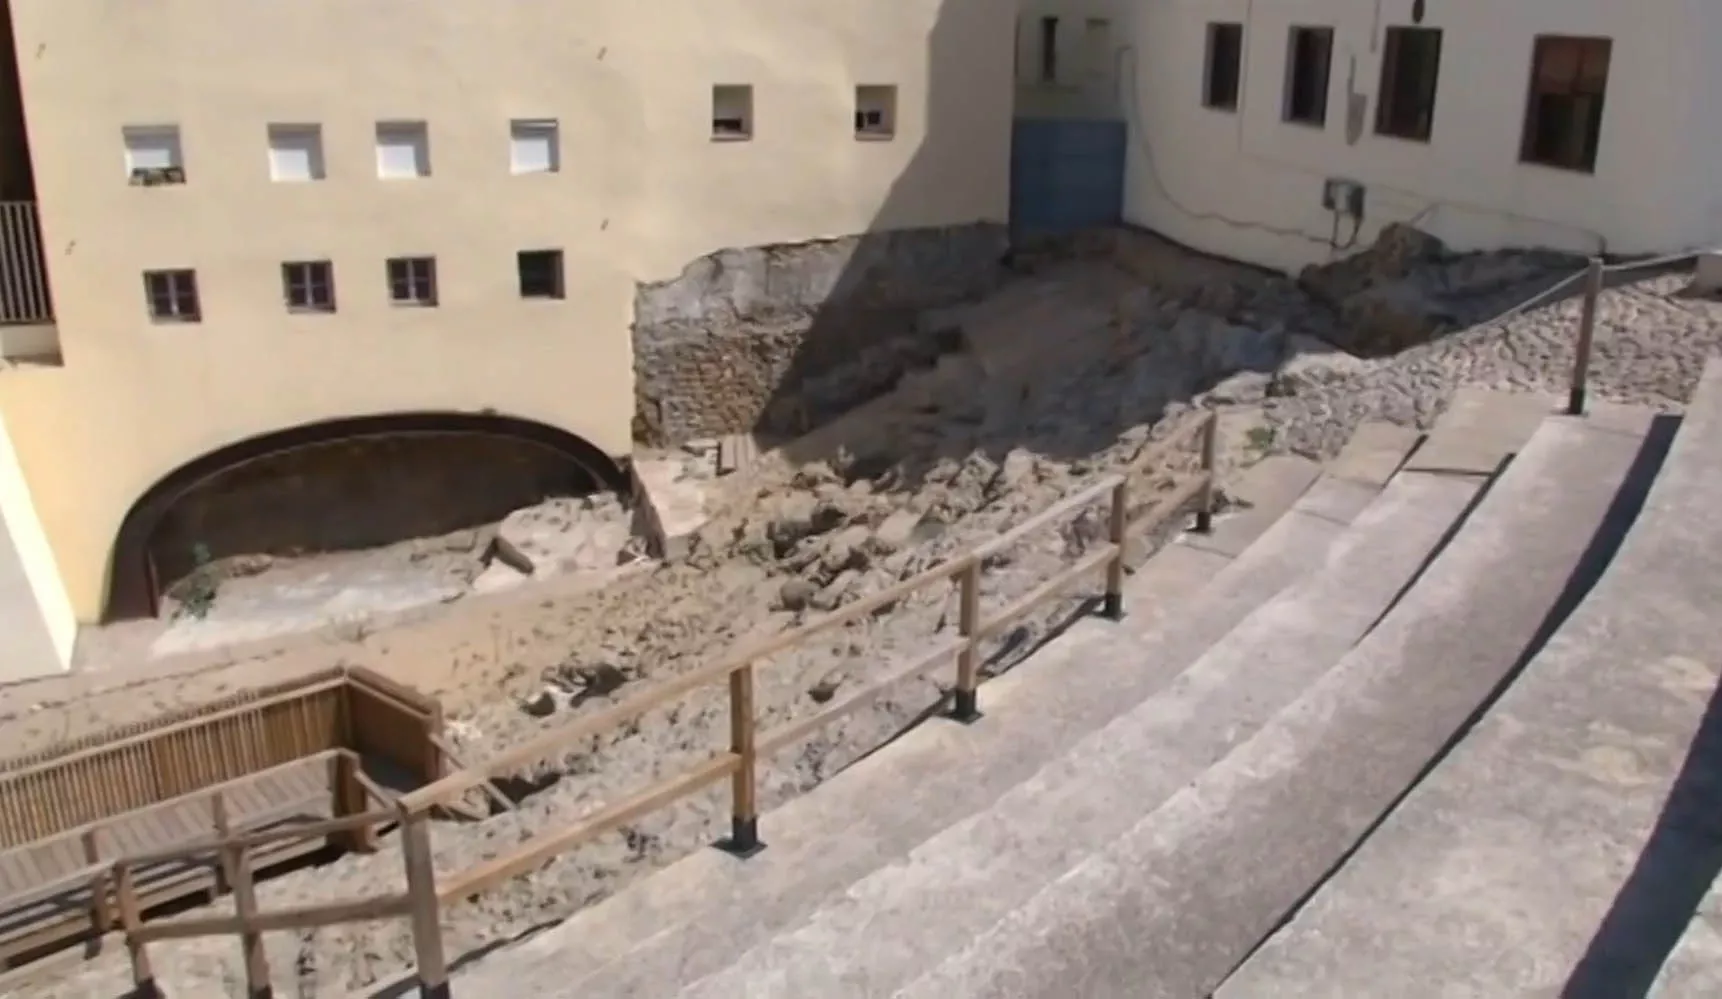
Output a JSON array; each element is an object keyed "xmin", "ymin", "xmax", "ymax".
[{"xmin": 1322, "ymin": 178, "xmax": 1366, "ymax": 218}]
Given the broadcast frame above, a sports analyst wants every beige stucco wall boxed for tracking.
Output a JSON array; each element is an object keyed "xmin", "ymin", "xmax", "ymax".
[
  {"xmin": 0, "ymin": 402, "xmax": 73, "ymax": 677},
  {"xmin": 0, "ymin": 0, "xmax": 1014, "ymax": 626},
  {"xmin": 1117, "ymin": 0, "xmax": 1697, "ymax": 273},
  {"xmin": 1014, "ymin": 2, "xmax": 1120, "ymax": 119}
]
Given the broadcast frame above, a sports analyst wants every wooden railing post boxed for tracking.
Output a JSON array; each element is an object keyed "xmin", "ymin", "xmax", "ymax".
[
  {"xmin": 115, "ymin": 861, "xmax": 159, "ymax": 999},
  {"xmin": 1103, "ymin": 480, "xmax": 1128, "ymax": 620},
  {"xmin": 717, "ymin": 664, "xmax": 765, "ymax": 857},
  {"xmin": 952, "ymin": 559, "xmax": 984, "ymax": 723},
  {"xmin": 213, "ymin": 792, "xmax": 272, "ymax": 997},
  {"xmin": 210, "ymin": 792, "xmax": 230, "ymax": 896},
  {"xmin": 1568, "ymin": 256, "xmax": 1604, "ymax": 416},
  {"xmin": 1195, "ymin": 413, "xmax": 1219, "ymax": 534},
  {"xmin": 82, "ymin": 828, "xmax": 110, "ymax": 952},
  {"xmin": 400, "ymin": 807, "xmax": 450, "ymax": 998},
  {"xmin": 333, "ymin": 751, "xmax": 379, "ymax": 853},
  {"xmin": 225, "ymin": 843, "xmax": 271, "ymax": 996}
]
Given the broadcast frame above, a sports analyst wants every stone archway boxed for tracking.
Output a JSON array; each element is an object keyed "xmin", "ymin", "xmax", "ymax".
[{"xmin": 104, "ymin": 413, "xmax": 625, "ymax": 622}]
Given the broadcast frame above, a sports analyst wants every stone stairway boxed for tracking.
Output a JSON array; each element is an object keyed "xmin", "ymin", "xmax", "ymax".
[
  {"xmin": 448, "ymin": 380, "xmax": 1701, "ymax": 998},
  {"xmin": 1217, "ymin": 362, "xmax": 1722, "ymax": 998}
]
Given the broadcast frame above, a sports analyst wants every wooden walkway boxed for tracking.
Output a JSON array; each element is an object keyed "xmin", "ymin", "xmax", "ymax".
[{"xmin": 0, "ymin": 753, "xmax": 337, "ymax": 965}]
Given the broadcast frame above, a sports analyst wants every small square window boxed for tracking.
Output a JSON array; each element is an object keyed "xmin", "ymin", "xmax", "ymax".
[
  {"xmin": 376, "ymin": 121, "xmax": 431, "ymax": 179},
  {"xmin": 386, "ymin": 256, "xmax": 437, "ymax": 306},
  {"xmin": 517, "ymin": 249, "xmax": 564, "ymax": 299},
  {"xmin": 143, "ymin": 269, "xmax": 200, "ymax": 322},
  {"xmin": 282, "ymin": 260, "xmax": 335, "ymax": 312},
  {"xmin": 854, "ymin": 85, "xmax": 897, "ymax": 139},
  {"xmin": 123, "ymin": 125, "xmax": 185, "ymax": 185},
  {"xmin": 267, "ymin": 124, "xmax": 325, "ymax": 182},
  {"xmin": 510, "ymin": 119, "xmax": 560, "ymax": 174},
  {"xmin": 711, "ymin": 85, "xmax": 753, "ymax": 140}
]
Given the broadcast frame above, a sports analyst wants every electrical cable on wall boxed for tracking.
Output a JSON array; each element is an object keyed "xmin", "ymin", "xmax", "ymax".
[{"xmin": 1107, "ymin": 2, "xmax": 1614, "ymax": 260}]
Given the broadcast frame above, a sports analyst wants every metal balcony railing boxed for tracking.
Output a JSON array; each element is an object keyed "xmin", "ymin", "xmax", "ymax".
[{"xmin": 0, "ymin": 200, "xmax": 51, "ymax": 324}]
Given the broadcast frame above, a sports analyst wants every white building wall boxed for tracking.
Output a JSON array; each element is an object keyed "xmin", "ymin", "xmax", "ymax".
[{"xmin": 1118, "ymin": 0, "xmax": 1699, "ymax": 273}]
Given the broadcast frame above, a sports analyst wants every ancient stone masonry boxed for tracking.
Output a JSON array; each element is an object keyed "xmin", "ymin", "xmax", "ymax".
[
  {"xmin": 631, "ymin": 223, "xmax": 1009, "ymax": 445},
  {"xmin": 1296, "ymin": 223, "xmax": 1581, "ymax": 356}
]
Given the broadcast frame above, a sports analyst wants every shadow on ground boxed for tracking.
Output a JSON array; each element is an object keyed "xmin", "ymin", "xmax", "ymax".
[{"xmin": 1562, "ymin": 650, "xmax": 1722, "ymax": 997}]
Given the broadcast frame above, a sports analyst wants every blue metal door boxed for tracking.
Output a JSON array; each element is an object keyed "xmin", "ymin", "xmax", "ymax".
[{"xmin": 1009, "ymin": 118, "xmax": 1126, "ymax": 235}]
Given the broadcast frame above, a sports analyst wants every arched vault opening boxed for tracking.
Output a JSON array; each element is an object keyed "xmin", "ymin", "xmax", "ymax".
[{"xmin": 104, "ymin": 412, "xmax": 626, "ymax": 622}]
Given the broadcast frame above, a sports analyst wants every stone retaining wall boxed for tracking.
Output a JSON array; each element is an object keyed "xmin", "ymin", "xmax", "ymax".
[{"xmin": 631, "ymin": 223, "xmax": 1009, "ymax": 445}]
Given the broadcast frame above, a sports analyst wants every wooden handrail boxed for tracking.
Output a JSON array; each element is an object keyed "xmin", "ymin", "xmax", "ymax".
[
  {"xmin": 118, "ymin": 807, "xmax": 398, "ymax": 868},
  {"xmin": 0, "ymin": 675, "xmax": 349, "ymax": 784},
  {"xmin": 130, "ymin": 894, "xmax": 414, "ymax": 943},
  {"xmin": 402, "ymin": 410, "xmax": 1213, "ymax": 815},
  {"xmin": 435, "ymin": 753, "xmax": 742, "ymax": 902},
  {"xmin": 110, "ymin": 410, "xmax": 1219, "ymax": 997}
]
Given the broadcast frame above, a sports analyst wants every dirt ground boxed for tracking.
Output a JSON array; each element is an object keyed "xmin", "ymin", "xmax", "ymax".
[{"xmin": 5, "ymin": 230, "xmax": 1642, "ymax": 997}]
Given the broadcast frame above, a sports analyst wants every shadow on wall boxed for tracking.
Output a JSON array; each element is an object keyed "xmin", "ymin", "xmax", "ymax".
[
  {"xmin": 624, "ymin": 2, "xmax": 1299, "ymax": 496},
  {"xmin": 102, "ymin": 413, "xmax": 627, "ymax": 622},
  {"xmin": 628, "ymin": 0, "xmax": 1013, "ymax": 460}
]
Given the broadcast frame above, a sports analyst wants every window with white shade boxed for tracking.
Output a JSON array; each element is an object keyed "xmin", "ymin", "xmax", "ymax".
[
  {"xmin": 123, "ymin": 125, "xmax": 185, "ymax": 185},
  {"xmin": 267, "ymin": 123, "xmax": 325, "ymax": 182},
  {"xmin": 375, "ymin": 121, "xmax": 430, "ymax": 179},
  {"xmin": 509, "ymin": 119, "xmax": 559, "ymax": 174}
]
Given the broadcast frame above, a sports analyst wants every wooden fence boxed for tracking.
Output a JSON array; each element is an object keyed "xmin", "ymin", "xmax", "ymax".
[
  {"xmin": 0, "ymin": 665, "xmax": 444, "ymax": 849},
  {"xmin": 0, "ymin": 667, "xmax": 446, "ymax": 976},
  {"xmin": 94, "ymin": 410, "xmax": 1220, "ymax": 999}
]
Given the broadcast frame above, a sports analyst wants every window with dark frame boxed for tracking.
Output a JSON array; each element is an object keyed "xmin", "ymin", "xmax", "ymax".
[
  {"xmin": 143, "ymin": 269, "xmax": 200, "ymax": 322},
  {"xmin": 711, "ymin": 84, "xmax": 753, "ymax": 140},
  {"xmin": 386, "ymin": 256, "xmax": 437, "ymax": 306},
  {"xmin": 517, "ymin": 249, "xmax": 564, "ymax": 299},
  {"xmin": 1283, "ymin": 26, "xmax": 1334, "ymax": 126},
  {"xmin": 281, "ymin": 260, "xmax": 335, "ymax": 313},
  {"xmin": 1520, "ymin": 35, "xmax": 1612, "ymax": 173},
  {"xmin": 854, "ymin": 84, "xmax": 897, "ymax": 138},
  {"xmin": 1204, "ymin": 23, "xmax": 1244, "ymax": 111},
  {"xmin": 1039, "ymin": 17, "xmax": 1059, "ymax": 83},
  {"xmin": 1376, "ymin": 26, "xmax": 1443, "ymax": 141}
]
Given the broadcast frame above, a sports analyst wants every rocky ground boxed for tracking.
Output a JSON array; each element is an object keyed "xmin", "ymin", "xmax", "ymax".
[{"xmin": 12, "ymin": 228, "xmax": 1722, "ymax": 998}]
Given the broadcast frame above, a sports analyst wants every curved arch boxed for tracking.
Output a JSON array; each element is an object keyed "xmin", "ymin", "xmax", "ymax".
[{"xmin": 104, "ymin": 412, "xmax": 626, "ymax": 623}]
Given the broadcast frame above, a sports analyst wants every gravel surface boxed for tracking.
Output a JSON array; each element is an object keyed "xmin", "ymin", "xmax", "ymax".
[{"xmin": 15, "ymin": 230, "xmax": 1722, "ymax": 999}]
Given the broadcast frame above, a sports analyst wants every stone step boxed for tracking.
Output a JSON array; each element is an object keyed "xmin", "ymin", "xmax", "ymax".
[
  {"xmin": 1216, "ymin": 373, "xmax": 1721, "ymax": 996},
  {"xmin": 669, "ymin": 470, "xmax": 1482, "ymax": 997},
  {"xmin": 628, "ymin": 455, "xmax": 709, "ymax": 561},
  {"xmin": 904, "ymin": 411, "xmax": 1665, "ymax": 999},
  {"xmin": 1407, "ymin": 385, "xmax": 1651, "ymax": 476},
  {"xmin": 445, "ymin": 453, "xmax": 1349, "ymax": 999}
]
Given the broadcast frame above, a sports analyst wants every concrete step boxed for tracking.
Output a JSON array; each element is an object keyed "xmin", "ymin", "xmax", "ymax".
[
  {"xmin": 1407, "ymin": 386, "xmax": 1652, "ymax": 476},
  {"xmin": 898, "ymin": 411, "xmax": 1666, "ymax": 999},
  {"xmin": 669, "ymin": 469, "xmax": 1481, "ymax": 998},
  {"xmin": 1216, "ymin": 371, "xmax": 1722, "ymax": 996},
  {"xmin": 447, "ymin": 454, "xmax": 1356, "ymax": 998}
]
